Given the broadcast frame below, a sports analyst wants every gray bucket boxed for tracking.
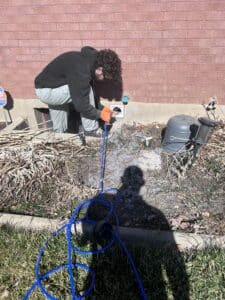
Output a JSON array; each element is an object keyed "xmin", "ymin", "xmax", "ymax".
[
  {"xmin": 196, "ymin": 117, "xmax": 218, "ymax": 145},
  {"xmin": 162, "ymin": 115, "xmax": 200, "ymax": 153}
]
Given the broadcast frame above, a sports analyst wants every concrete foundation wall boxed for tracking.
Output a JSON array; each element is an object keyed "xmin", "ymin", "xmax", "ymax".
[{"xmin": 3, "ymin": 98, "xmax": 224, "ymax": 129}]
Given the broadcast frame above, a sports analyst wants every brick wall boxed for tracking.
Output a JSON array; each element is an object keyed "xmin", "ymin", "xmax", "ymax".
[{"xmin": 0, "ymin": 0, "xmax": 225, "ymax": 104}]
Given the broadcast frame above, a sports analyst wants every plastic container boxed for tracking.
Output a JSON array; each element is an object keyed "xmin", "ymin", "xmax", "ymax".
[
  {"xmin": 0, "ymin": 86, "xmax": 7, "ymax": 107},
  {"xmin": 122, "ymin": 95, "xmax": 129, "ymax": 105},
  {"xmin": 196, "ymin": 117, "xmax": 218, "ymax": 144},
  {"xmin": 162, "ymin": 114, "xmax": 200, "ymax": 153}
]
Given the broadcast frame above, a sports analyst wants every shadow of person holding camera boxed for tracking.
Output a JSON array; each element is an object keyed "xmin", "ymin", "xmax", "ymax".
[
  {"xmin": 80, "ymin": 165, "xmax": 190, "ymax": 299},
  {"xmin": 115, "ymin": 165, "xmax": 190, "ymax": 299}
]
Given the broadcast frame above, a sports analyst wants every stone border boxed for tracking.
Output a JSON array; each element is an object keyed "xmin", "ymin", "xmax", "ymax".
[{"xmin": 1, "ymin": 213, "xmax": 225, "ymax": 251}]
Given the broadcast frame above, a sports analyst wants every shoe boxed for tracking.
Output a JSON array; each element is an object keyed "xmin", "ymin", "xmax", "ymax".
[{"xmin": 84, "ymin": 128, "xmax": 103, "ymax": 138}]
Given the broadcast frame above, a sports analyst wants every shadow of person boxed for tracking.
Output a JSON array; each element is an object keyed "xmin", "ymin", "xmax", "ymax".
[
  {"xmin": 80, "ymin": 165, "xmax": 190, "ymax": 299},
  {"xmin": 116, "ymin": 166, "xmax": 190, "ymax": 299},
  {"xmin": 94, "ymin": 78, "xmax": 123, "ymax": 101}
]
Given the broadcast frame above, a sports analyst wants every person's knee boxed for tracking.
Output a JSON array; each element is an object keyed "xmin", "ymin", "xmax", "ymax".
[{"xmin": 49, "ymin": 110, "xmax": 68, "ymax": 133}]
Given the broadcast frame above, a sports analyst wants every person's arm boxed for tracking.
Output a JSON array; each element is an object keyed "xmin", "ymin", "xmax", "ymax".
[
  {"xmin": 67, "ymin": 70, "xmax": 101, "ymax": 120},
  {"xmin": 95, "ymin": 95, "xmax": 104, "ymax": 111},
  {"xmin": 67, "ymin": 66, "xmax": 112, "ymax": 123}
]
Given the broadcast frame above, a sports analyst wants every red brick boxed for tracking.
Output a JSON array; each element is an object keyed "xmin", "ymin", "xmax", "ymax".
[{"xmin": 0, "ymin": 1, "xmax": 225, "ymax": 104}]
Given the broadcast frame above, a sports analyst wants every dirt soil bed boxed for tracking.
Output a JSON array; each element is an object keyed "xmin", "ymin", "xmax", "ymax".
[{"xmin": 0, "ymin": 122, "xmax": 225, "ymax": 236}]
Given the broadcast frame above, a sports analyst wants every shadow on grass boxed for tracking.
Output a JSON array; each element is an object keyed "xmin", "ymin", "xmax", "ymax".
[{"xmin": 83, "ymin": 165, "xmax": 190, "ymax": 300}]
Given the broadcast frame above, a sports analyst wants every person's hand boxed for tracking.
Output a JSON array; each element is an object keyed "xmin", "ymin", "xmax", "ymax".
[{"xmin": 100, "ymin": 107, "xmax": 113, "ymax": 123}]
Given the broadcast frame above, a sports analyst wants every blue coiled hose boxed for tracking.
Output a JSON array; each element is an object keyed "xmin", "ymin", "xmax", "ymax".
[{"xmin": 23, "ymin": 124, "xmax": 148, "ymax": 300}]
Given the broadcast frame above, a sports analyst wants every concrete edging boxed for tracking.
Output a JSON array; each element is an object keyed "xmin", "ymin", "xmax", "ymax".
[{"xmin": 0, "ymin": 213, "xmax": 225, "ymax": 251}]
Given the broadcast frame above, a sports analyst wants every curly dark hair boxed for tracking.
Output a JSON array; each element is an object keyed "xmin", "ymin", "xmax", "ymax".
[{"xmin": 95, "ymin": 49, "xmax": 122, "ymax": 81}]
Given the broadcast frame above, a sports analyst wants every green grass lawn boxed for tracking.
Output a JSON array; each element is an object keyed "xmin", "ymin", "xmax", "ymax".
[{"xmin": 0, "ymin": 225, "xmax": 225, "ymax": 300}]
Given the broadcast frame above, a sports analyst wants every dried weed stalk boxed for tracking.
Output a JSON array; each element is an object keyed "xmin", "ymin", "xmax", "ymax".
[
  {"xmin": 166, "ymin": 121, "xmax": 225, "ymax": 180},
  {"xmin": 0, "ymin": 131, "xmax": 92, "ymax": 214}
]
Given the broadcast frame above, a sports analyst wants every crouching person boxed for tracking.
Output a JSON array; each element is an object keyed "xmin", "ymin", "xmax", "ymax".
[{"xmin": 34, "ymin": 46, "xmax": 122, "ymax": 136}]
